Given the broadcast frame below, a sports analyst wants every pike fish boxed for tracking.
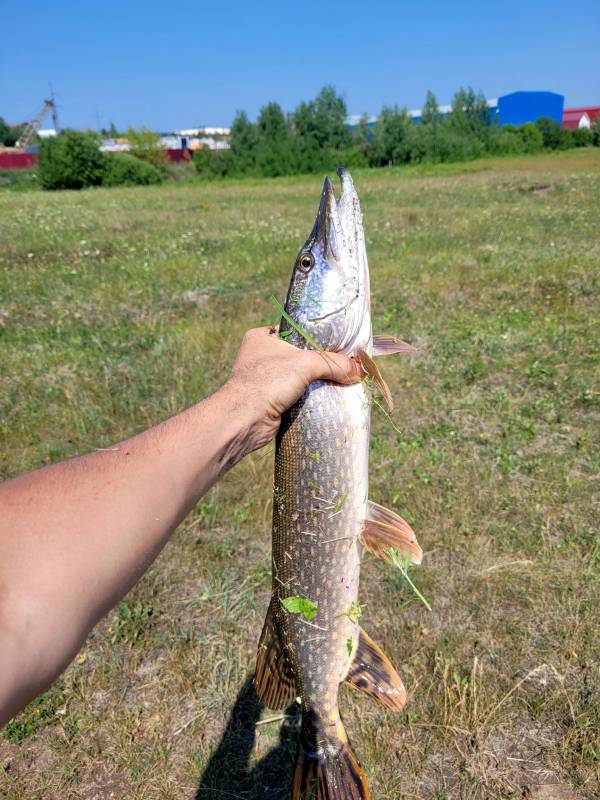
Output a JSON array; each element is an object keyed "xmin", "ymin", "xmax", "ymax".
[{"xmin": 254, "ymin": 169, "xmax": 422, "ymax": 800}]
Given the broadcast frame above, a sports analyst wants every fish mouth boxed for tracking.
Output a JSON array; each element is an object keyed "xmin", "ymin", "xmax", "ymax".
[
  {"xmin": 310, "ymin": 175, "xmax": 340, "ymax": 260},
  {"xmin": 310, "ymin": 169, "xmax": 360, "ymax": 260}
]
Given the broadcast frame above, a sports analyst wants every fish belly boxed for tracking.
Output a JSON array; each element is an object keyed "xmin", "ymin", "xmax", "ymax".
[{"xmin": 272, "ymin": 379, "xmax": 370, "ymax": 719}]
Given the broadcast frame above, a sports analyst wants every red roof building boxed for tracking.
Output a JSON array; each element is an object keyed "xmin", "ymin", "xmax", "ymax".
[{"xmin": 562, "ymin": 106, "xmax": 600, "ymax": 129}]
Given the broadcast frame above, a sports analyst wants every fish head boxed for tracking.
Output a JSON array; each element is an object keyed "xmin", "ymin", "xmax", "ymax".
[{"xmin": 282, "ymin": 168, "xmax": 371, "ymax": 354}]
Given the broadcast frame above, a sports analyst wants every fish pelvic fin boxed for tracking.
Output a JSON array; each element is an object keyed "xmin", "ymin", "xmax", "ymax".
[
  {"xmin": 357, "ymin": 348, "xmax": 393, "ymax": 412},
  {"xmin": 292, "ymin": 709, "xmax": 370, "ymax": 800},
  {"xmin": 254, "ymin": 597, "xmax": 296, "ymax": 710},
  {"xmin": 344, "ymin": 627, "xmax": 407, "ymax": 711},
  {"xmin": 359, "ymin": 500, "xmax": 422, "ymax": 565},
  {"xmin": 372, "ymin": 334, "xmax": 418, "ymax": 356}
]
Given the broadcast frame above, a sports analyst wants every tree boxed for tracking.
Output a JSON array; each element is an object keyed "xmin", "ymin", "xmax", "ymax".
[
  {"xmin": 0, "ymin": 116, "xmax": 11, "ymax": 145},
  {"xmin": 372, "ymin": 105, "xmax": 412, "ymax": 166},
  {"xmin": 353, "ymin": 113, "xmax": 372, "ymax": 156},
  {"xmin": 421, "ymin": 90, "xmax": 441, "ymax": 127},
  {"xmin": 257, "ymin": 102, "xmax": 288, "ymax": 142},
  {"xmin": 449, "ymin": 87, "xmax": 489, "ymax": 134},
  {"xmin": 572, "ymin": 127, "xmax": 592, "ymax": 147},
  {"xmin": 254, "ymin": 102, "xmax": 296, "ymax": 176},
  {"xmin": 535, "ymin": 117, "xmax": 563, "ymax": 149},
  {"xmin": 592, "ymin": 114, "xmax": 600, "ymax": 147},
  {"xmin": 292, "ymin": 86, "xmax": 350, "ymax": 153},
  {"xmin": 38, "ymin": 130, "xmax": 106, "ymax": 190},
  {"xmin": 312, "ymin": 85, "xmax": 350, "ymax": 149},
  {"xmin": 0, "ymin": 116, "xmax": 22, "ymax": 147},
  {"xmin": 229, "ymin": 111, "xmax": 259, "ymax": 172}
]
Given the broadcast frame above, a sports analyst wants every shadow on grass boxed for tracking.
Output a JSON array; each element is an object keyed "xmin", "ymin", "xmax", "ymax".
[{"xmin": 195, "ymin": 675, "xmax": 300, "ymax": 800}]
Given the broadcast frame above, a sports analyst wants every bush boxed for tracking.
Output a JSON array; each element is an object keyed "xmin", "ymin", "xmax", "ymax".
[
  {"xmin": 38, "ymin": 130, "xmax": 106, "ymax": 190},
  {"xmin": 194, "ymin": 148, "xmax": 234, "ymax": 179},
  {"xmin": 592, "ymin": 116, "xmax": 600, "ymax": 147},
  {"xmin": 103, "ymin": 153, "xmax": 162, "ymax": 186},
  {"xmin": 535, "ymin": 117, "xmax": 564, "ymax": 150},
  {"xmin": 572, "ymin": 127, "xmax": 592, "ymax": 147},
  {"xmin": 518, "ymin": 124, "xmax": 544, "ymax": 153}
]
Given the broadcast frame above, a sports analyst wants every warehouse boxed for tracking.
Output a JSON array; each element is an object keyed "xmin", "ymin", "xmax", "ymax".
[
  {"xmin": 496, "ymin": 91, "xmax": 564, "ymax": 126},
  {"xmin": 562, "ymin": 106, "xmax": 600, "ymax": 129}
]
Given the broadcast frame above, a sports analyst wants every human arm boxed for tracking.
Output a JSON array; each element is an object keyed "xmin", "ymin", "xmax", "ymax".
[{"xmin": 0, "ymin": 327, "xmax": 362, "ymax": 725}]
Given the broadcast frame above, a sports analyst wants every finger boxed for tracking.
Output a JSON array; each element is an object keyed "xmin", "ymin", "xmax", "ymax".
[{"xmin": 304, "ymin": 350, "xmax": 364, "ymax": 385}]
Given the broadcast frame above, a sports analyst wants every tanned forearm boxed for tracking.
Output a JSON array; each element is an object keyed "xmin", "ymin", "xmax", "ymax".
[{"xmin": 0, "ymin": 384, "xmax": 252, "ymax": 724}]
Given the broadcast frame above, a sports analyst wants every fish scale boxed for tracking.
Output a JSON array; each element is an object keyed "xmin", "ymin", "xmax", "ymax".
[{"xmin": 253, "ymin": 169, "xmax": 423, "ymax": 800}]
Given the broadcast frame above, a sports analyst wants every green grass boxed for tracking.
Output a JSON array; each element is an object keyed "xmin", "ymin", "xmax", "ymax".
[{"xmin": 1, "ymin": 149, "xmax": 599, "ymax": 799}]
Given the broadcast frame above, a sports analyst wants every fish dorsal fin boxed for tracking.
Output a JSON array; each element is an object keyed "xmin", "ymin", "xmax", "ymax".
[
  {"xmin": 359, "ymin": 500, "xmax": 422, "ymax": 565},
  {"xmin": 372, "ymin": 335, "xmax": 418, "ymax": 356},
  {"xmin": 344, "ymin": 627, "xmax": 407, "ymax": 711},
  {"xmin": 357, "ymin": 348, "xmax": 393, "ymax": 412},
  {"xmin": 254, "ymin": 598, "xmax": 296, "ymax": 710}
]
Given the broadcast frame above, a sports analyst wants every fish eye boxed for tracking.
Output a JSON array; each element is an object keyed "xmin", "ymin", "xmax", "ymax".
[{"xmin": 298, "ymin": 252, "xmax": 315, "ymax": 272}]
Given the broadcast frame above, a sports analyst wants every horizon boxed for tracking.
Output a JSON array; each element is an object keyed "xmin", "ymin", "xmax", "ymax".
[{"xmin": 2, "ymin": 1, "xmax": 599, "ymax": 131}]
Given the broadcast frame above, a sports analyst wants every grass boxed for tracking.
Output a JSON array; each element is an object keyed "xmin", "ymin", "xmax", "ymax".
[{"xmin": 1, "ymin": 149, "xmax": 599, "ymax": 799}]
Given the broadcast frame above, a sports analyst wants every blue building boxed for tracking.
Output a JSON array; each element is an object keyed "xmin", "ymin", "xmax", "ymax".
[{"xmin": 497, "ymin": 91, "xmax": 564, "ymax": 126}]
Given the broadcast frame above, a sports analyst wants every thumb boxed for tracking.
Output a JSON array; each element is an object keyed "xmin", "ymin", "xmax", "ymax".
[{"xmin": 304, "ymin": 350, "xmax": 364, "ymax": 386}]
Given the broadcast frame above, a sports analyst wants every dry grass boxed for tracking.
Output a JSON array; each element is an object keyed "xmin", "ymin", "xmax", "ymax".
[{"xmin": 1, "ymin": 149, "xmax": 599, "ymax": 799}]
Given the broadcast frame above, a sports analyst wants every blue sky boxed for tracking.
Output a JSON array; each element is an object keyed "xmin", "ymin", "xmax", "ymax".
[{"xmin": 2, "ymin": 0, "xmax": 599, "ymax": 131}]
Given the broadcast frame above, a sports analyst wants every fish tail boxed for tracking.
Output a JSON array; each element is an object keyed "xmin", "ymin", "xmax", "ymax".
[{"xmin": 292, "ymin": 709, "xmax": 370, "ymax": 800}]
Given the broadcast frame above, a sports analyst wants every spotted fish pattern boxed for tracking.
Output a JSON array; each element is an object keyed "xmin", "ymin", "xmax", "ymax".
[{"xmin": 254, "ymin": 169, "xmax": 422, "ymax": 800}]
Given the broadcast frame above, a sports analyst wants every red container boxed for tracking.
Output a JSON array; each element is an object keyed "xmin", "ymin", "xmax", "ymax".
[{"xmin": 0, "ymin": 151, "xmax": 38, "ymax": 169}]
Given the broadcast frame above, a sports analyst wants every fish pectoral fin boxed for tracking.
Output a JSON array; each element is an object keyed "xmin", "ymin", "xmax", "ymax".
[
  {"xmin": 344, "ymin": 627, "xmax": 407, "ymax": 711},
  {"xmin": 372, "ymin": 334, "xmax": 418, "ymax": 356},
  {"xmin": 357, "ymin": 348, "xmax": 393, "ymax": 412},
  {"xmin": 359, "ymin": 500, "xmax": 422, "ymax": 565},
  {"xmin": 254, "ymin": 598, "xmax": 296, "ymax": 710}
]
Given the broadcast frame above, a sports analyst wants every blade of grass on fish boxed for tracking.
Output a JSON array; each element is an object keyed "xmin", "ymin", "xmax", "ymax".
[
  {"xmin": 270, "ymin": 295, "xmax": 323, "ymax": 351},
  {"xmin": 388, "ymin": 547, "xmax": 432, "ymax": 611},
  {"xmin": 270, "ymin": 294, "xmax": 337, "ymax": 370}
]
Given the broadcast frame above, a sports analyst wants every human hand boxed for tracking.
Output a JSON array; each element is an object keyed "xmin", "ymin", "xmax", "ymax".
[{"xmin": 222, "ymin": 326, "xmax": 363, "ymax": 453}]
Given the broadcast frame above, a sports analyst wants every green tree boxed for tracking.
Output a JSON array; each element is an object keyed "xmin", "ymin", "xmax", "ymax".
[
  {"xmin": 0, "ymin": 117, "xmax": 22, "ymax": 147},
  {"xmin": 418, "ymin": 90, "xmax": 444, "ymax": 162},
  {"xmin": 372, "ymin": 105, "xmax": 412, "ymax": 166},
  {"xmin": 518, "ymin": 123, "xmax": 544, "ymax": 153},
  {"xmin": 312, "ymin": 85, "xmax": 350, "ymax": 149},
  {"xmin": 449, "ymin": 87, "xmax": 489, "ymax": 134},
  {"xmin": 253, "ymin": 102, "xmax": 296, "ymax": 176},
  {"xmin": 535, "ymin": 117, "xmax": 564, "ymax": 149},
  {"xmin": 353, "ymin": 113, "xmax": 373, "ymax": 158},
  {"xmin": 38, "ymin": 130, "xmax": 106, "ymax": 190},
  {"xmin": 291, "ymin": 85, "xmax": 350, "ymax": 171},
  {"xmin": 193, "ymin": 147, "xmax": 234, "ymax": 179},
  {"xmin": 421, "ymin": 90, "xmax": 441, "ymax": 127},
  {"xmin": 591, "ymin": 114, "xmax": 600, "ymax": 147},
  {"xmin": 257, "ymin": 102, "xmax": 288, "ymax": 142},
  {"xmin": 0, "ymin": 116, "xmax": 11, "ymax": 145},
  {"xmin": 229, "ymin": 111, "xmax": 258, "ymax": 173},
  {"xmin": 572, "ymin": 127, "xmax": 592, "ymax": 147}
]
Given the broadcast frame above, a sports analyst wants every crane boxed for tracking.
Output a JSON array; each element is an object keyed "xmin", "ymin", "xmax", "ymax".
[{"xmin": 16, "ymin": 94, "xmax": 60, "ymax": 150}]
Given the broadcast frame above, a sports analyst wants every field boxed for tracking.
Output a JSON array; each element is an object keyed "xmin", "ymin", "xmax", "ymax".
[{"xmin": 1, "ymin": 150, "xmax": 599, "ymax": 800}]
